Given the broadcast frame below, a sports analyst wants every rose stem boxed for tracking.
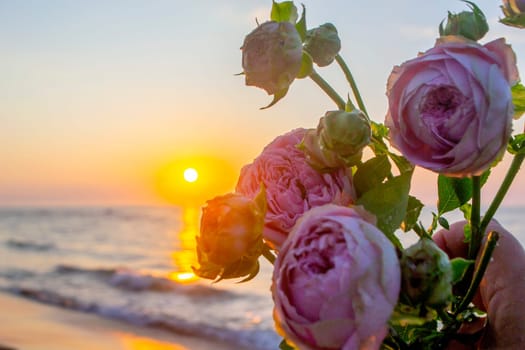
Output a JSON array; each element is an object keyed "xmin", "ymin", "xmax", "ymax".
[
  {"xmin": 478, "ymin": 153, "xmax": 525, "ymax": 238},
  {"xmin": 468, "ymin": 176, "xmax": 482, "ymax": 259},
  {"xmin": 261, "ymin": 245, "xmax": 276, "ymax": 265},
  {"xmin": 334, "ymin": 54, "xmax": 369, "ymax": 119},
  {"xmin": 309, "ymin": 70, "xmax": 346, "ymax": 110},
  {"xmin": 455, "ymin": 231, "xmax": 499, "ymax": 315}
]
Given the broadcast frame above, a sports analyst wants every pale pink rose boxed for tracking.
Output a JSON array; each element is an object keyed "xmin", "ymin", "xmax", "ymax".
[
  {"xmin": 272, "ymin": 204, "xmax": 400, "ymax": 350},
  {"xmin": 385, "ymin": 37, "xmax": 518, "ymax": 177},
  {"xmin": 236, "ymin": 129, "xmax": 355, "ymax": 249}
]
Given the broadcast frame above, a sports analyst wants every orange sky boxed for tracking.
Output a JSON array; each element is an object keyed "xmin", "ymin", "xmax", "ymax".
[{"xmin": 1, "ymin": 1, "xmax": 524, "ymax": 207}]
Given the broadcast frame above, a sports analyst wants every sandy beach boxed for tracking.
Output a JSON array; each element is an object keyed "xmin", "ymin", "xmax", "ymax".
[{"xmin": 0, "ymin": 292, "xmax": 246, "ymax": 350}]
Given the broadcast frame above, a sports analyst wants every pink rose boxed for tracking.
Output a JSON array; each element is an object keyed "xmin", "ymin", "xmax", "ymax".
[
  {"xmin": 385, "ymin": 37, "xmax": 518, "ymax": 177},
  {"xmin": 236, "ymin": 128, "xmax": 355, "ymax": 249},
  {"xmin": 272, "ymin": 204, "xmax": 400, "ymax": 350}
]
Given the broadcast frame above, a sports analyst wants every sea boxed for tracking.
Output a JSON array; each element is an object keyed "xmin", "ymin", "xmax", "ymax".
[{"xmin": 0, "ymin": 205, "xmax": 523, "ymax": 349}]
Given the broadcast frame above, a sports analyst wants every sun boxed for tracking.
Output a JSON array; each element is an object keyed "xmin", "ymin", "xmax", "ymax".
[{"xmin": 183, "ymin": 167, "xmax": 199, "ymax": 183}]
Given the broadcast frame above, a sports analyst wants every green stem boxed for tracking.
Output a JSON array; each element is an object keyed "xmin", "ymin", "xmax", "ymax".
[
  {"xmin": 262, "ymin": 245, "xmax": 276, "ymax": 265},
  {"xmin": 479, "ymin": 153, "xmax": 525, "ymax": 236},
  {"xmin": 309, "ymin": 70, "xmax": 345, "ymax": 110},
  {"xmin": 468, "ymin": 176, "xmax": 482, "ymax": 259},
  {"xmin": 335, "ymin": 54, "xmax": 369, "ymax": 118},
  {"xmin": 456, "ymin": 231, "xmax": 499, "ymax": 314}
]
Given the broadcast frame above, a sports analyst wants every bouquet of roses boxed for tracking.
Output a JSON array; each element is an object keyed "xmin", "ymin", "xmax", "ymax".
[{"xmin": 192, "ymin": 1, "xmax": 525, "ymax": 349}]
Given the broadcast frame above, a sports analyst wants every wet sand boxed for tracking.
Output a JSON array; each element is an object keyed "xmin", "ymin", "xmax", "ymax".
[{"xmin": 0, "ymin": 292, "xmax": 244, "ymax": 350}]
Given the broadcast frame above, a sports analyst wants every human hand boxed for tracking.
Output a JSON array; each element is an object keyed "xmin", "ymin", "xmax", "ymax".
[{"xmin": 433, "ymin": 221, "xmax": 525, "ymax": 349}]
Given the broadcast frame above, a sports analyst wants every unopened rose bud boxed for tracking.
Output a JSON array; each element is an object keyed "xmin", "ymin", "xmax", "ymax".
[
  {"xmin": 321, "ymin": 110, "xmax": 371, "ymax": 157},
  {"xmin": 241, "ymin": 21, "xmax": 303, "ymax": 95},
  {"xmin": 401, "ymin": 238, "xmax": 453, "ymax": 307},
  {"xmin": 501, "ymin": 0, "xmax": 525, "ymax": 28},
  {"xmin": 193, "ymin": 188, "xmax": 266, "ymax": 281},
  {"xmin": 299, "ymin": 110, "xmax": 371, "ymax": 170},
  {"xmin": 303, "ymin": 23, "xmax": 341, "ymax": 67},
  {"xmin": 439, "ymin": 2, "xmax": 489, "ymax": 41}
]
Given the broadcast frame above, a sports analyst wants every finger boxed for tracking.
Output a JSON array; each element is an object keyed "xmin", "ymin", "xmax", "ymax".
[
  {"xmin": 434, "ymin": 220, "xmax": 525, "ymax": 348},
  {"xmin": 432, "ymin": 220, "xmax": 469, "ymax": 259},
  {"xmin": 477, "ymin": 221, "xmax": 525, "ymax": 349}
]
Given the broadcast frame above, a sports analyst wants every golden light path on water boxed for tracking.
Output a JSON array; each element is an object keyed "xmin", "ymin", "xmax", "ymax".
[{"xmin": 169, "ymin": 207, "xmax": 200, "ymax": 284}]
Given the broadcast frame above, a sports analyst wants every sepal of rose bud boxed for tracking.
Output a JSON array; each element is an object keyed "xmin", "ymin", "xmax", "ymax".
[
  {"xmin": 439, "ymin": 1, "xmax": 488, "ymax": 41},
  {"xmin": 303, "ymin": 23, "xmax": 341, "ymax": 67},
  {"xmin": 320, "ymin": 110, "xmax": 371, "ymax": 162},
  {"xmin": 500, "ymin": 0, "xmax": 525, "ymax": 28},
  {"xmin": 241, "ymin": 21, "xmax": 302, "ymax": 97},
  {"xmin": 192, "ymin": 188, "xmax": 267, "ymax": 282},
  {"xmin": 298, "ymin": 128, "xmax": 347, "ymax": 171},
  {"xmin": 401, "ymin": 238, "xmax": 453, "ymax": 307}
]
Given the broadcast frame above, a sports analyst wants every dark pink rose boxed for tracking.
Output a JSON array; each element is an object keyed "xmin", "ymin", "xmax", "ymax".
[
  {"xmin": 272, "ymin": 204, "xmax": 400, "ymax": 350},
  {"xmin": 385, "ymin": 36, "xmax": 518, "ymax": 177},
  {"xmin": 236, "ymin": 128, "xmax": 355, "ymax": 249}
]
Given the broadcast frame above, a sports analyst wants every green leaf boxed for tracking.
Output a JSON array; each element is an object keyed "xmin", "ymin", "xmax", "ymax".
[
  {"xmin": 296, "ymin": 52, "xmax": 313, "ymax": 79},
  {"xmin": 437, "ymin": 171, "xmax": 490, "ymax": 215},
  {"xmin": 438, "ymin": 216, "xmax": 450, "ymax": 230},
  {"xmin": 463, "ymin": 223, "xmax": 472, "ymax": 243},
  {"xmin": 260, "ymin": 87, "xmax": 288, "ymax": 110},
  {"xmin": 271, "ymin": 1, "xmax": 298, "ymax": 23},
  {"xmin": 295, "ymin": 4, "xmax": 307, "ymax": 41},
  {"xmin": 437, "ymin": 175, "xmax": 472, "ymax": 214},
  {"xmin": 512, "ymin": 83, "xmax": 525, "ymax": 119},
  {"xmin": 279, "ymin": 339, "xmax": 295, "ymax": 350},
  {"xmin": 460, "ymin": 203, "xmax": 472, "ymax": 221},
  {"xmin": 401, "ymin": 196, "xmax": 424, "ymax": 232},
  {"xmin": 353, "ymin": 155, "xmax": 391, "ymax": 197},
  {"xmin": 357, "ymin": 171, "xmax": 412, "ymax": 248},
  {"xmin": 508, "ymin": 133, "xmax": 525, "ymax": 155},
  {"xmin": 389, "ymin": 152, "xmax": 414, "ymax": 174},
  {"xmin": 389, "ymin": 303, "xmax": 436, "ymax": 327},
  {"xmin": 450, "ymin": 257, "xmax": 474, "ymax": 284},
  {"xmin": 371, "ymin": 120, "xmax": 389, "ymax": 138}
]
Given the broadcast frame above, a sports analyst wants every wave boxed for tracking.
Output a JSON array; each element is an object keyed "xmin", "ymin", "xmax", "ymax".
[
  {"xmin": 5, "ymin": 239, "xmax": 55, "ymax": 252},
  {"xmin": 0, "ymin": 268, "xmax": 35, "ymax": 281},
  {"xmin": 6, "ymin": 286, "xmax": 279, "ymax": 350},
  {"xmin": 54, "ymin": 264, "xmax": 235, "ymax": 297}
]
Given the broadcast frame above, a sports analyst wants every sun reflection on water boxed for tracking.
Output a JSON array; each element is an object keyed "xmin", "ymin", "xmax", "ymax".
[{"xmin": 169, "ymin": 206, "xmax": 200, "ymax": 283}]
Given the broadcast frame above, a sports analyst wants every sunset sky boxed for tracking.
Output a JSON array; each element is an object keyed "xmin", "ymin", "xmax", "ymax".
[{"xmin": 1, "ymin": 0, "xmax": 524, "ymax": 207}]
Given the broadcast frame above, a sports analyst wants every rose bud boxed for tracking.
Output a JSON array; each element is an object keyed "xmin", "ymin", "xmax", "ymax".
[
  {"xmin": 300, "ymin": 110, "xmax": 371, "ymax": 170},
  {"xmin": 401, "ymin": 238, "xmax": 453, "ymax": 307},
  {"xmin": 439, "ymin": 1, "xmax": 489, "ymax": 41},
  {"xmin": 272, "ymin": 204, "xmax": 400, "ymax": 350},
  {"xmin": 193, "ymin": 188, "xmax": 266, "ymax": 282},
  {"xmin": 303, "ymin": 23, "xmax": 341, "ymax": 67},
  {"xmin": 385, "ymin": 36, "xmax": 518, "ymax": 177},
  {"xmin": 500, "ymin": 0, "xmax": 525, "ymax": 28},
  {"xmin": 241, "ymin": 21, "xmax": 302, "ymax": 96}
]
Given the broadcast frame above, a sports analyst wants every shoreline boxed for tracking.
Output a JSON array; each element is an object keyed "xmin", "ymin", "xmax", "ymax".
[{"xmin": 0, "ymin": 292, "xmax": 248, "ymax": 350}]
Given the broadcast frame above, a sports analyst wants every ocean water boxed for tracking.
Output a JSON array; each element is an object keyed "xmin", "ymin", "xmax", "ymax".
[{"xmin": 0, "ymin": 205, "xmax": 523, "ymax": 349}]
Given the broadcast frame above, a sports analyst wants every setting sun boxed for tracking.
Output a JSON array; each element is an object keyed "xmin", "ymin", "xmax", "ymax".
[
  {"xmin": 183, "ymin": 168, "xmax": 198, "ymax": 183},
  {"xmin": 154, "ymin": 155, "xmax": 238, "ymax": 205}
]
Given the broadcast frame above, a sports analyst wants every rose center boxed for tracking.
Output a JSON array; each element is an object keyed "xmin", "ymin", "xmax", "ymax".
[
  {"xmin": 297, "ymin": 226, "xmax": 347, "ymax": 275},
  {"xmin": 420, "ymin": 85, "xmax": 463, "ymax": 117}
]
